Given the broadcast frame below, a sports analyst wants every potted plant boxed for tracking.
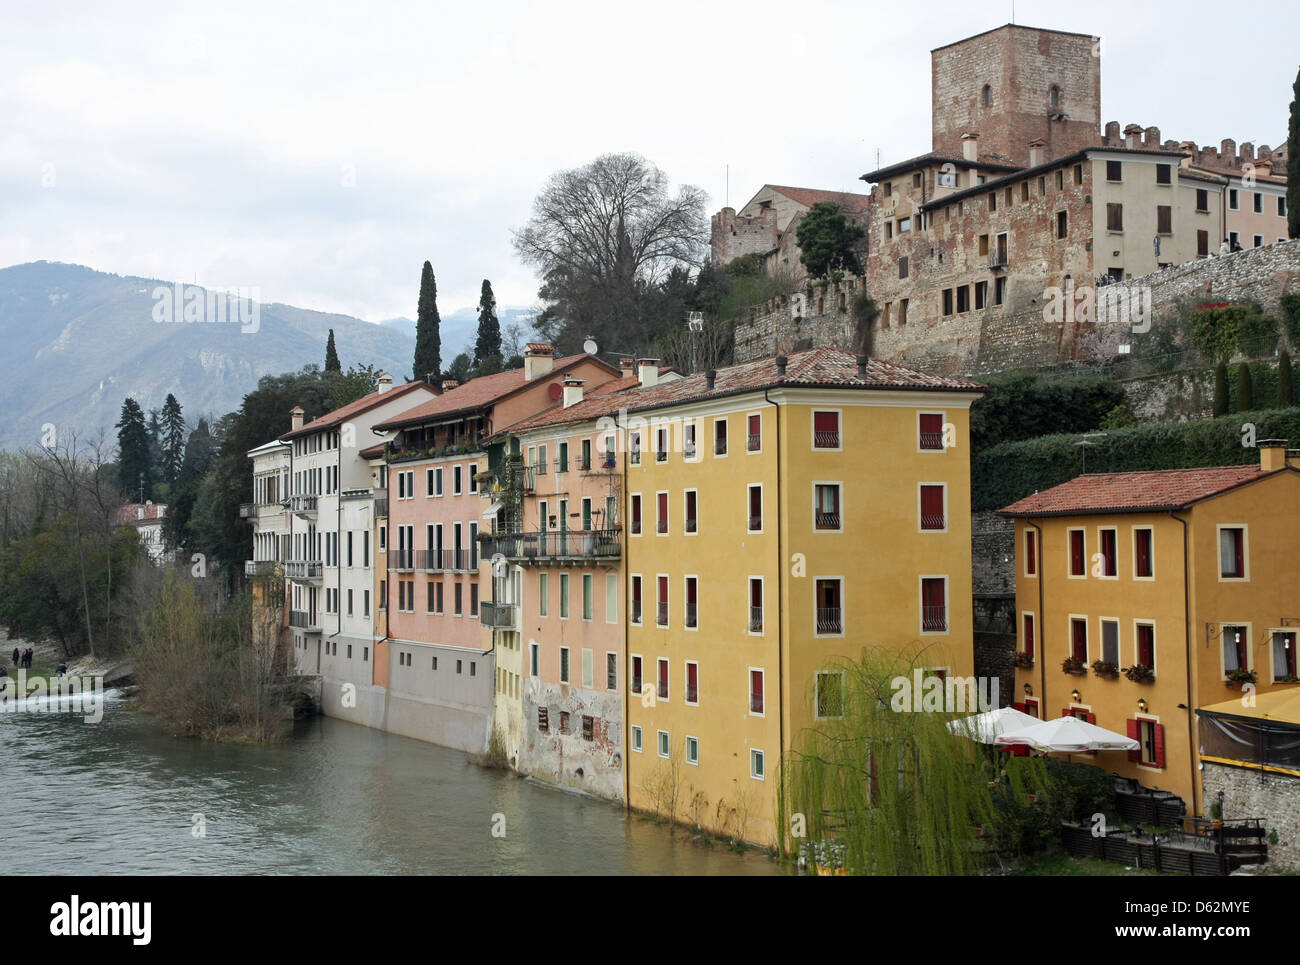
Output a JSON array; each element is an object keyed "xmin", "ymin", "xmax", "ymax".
[
  {"xmin": 1209, "ymin": 803, "xmax": 1224, "ymax": 829},
  {"xmin": 1226, "ymin": 668, "xmax": 1257, "ymax": 686},
  {"xmin": 1061, "ymin": 657, "xmax": 1087, "ymax": 675},
  {"xmin": 1091, "ymin": 659, "xmax": 1119, "ymax": 678},
  {"xmin": 1124, "ymin": 663, "xmax": 1156, "ymax": 683},
  {"xmin": 1013, "ymin": 651, "xmax": 1034, "ymax": 669}
]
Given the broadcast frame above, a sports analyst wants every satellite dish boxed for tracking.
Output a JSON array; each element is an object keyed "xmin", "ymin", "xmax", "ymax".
[
  {"xmin": 583, "ymin": 337, "xmax": 598, "ymax": 355},
  {"xmin": 547, "ymin": 382, "xmax": 563, "ymax": 400}
]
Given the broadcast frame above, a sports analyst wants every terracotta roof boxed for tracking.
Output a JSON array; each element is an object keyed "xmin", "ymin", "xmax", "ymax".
[
  {"xmin": 116, "ymin": 503, "xmax": 166, "ymax": 525},
  {"xmin": 1189, "ymin": 163, "xmax": 1286, "ymax": 185},
  {"xmin": 863, "ymin": 153, "xmax": 1022, "ymax": 182},
  {"xmin": 372, "ymin": 353, "xmax": 620, "ymax": 431},
  {"xmin": 281, "ymin": 380, "xmax": 432, "ymax": 441},
  {"xmin": 999, "ymin": 466, "xmax": 1270, "ymax": 517},
  {"xmin": 766, "ymin": 185, "xmax": 871, "ymax": 215},
  {"xmin": 497, "ymin": 347, "xmax": 984, "ymax": 437},
  {"xmin": 359, "ymin": 442, "xmax": 386, "ymax": 459}
]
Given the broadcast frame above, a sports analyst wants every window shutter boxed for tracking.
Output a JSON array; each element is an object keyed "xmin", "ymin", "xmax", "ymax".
[
  {"xmin": 1012, "ymin": 702, "xmax": 1026, "ymax": 712},
  {"xmin": 1127, "ymin": 719, "xmax": 1141, "ymax": 763},
  {"xmin": 1086, "ymin": 713, "xmax": 1096, "ymax": 724},
  {"xmin": 919, "ymin": 413, "xmax": 942, "ymax": 434},
  {"xmin": 1062, "ymin": 707, "xmax": 1072, "ymax": 719},
  {"xmin": 813, "ymin": 411, "xmax": 837, "ymax": 432},
  {"xmin": 1153, "ymin": 724, "xmax": 1166, "ymax": 768},
  {"xmin": 921, "ymin": 485, "xmax": 944, "ymax": 521},
  {"xmin": 1234, "ymin": 533, "xmax": 1244, "ymax": 577}
]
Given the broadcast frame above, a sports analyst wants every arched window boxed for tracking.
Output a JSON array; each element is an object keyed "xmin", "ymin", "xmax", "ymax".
[
  {"xmin": 1049, "ymin": 85, "xmax": 1061, "ymax": 108},
  {"xmin": 982, "ymin": 84, "xmax": 992, "ymax": 107}
]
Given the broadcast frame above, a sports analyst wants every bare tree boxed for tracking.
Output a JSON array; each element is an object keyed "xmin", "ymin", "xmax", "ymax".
[{"xmin": 658, "ymin": 316, "xmax": 734, "ymax": 374}]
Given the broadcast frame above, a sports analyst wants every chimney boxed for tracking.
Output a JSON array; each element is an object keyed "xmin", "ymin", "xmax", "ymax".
[
  {"xmin": 1103, "ymin": 121, "xmax": 1121, "ymax": 145},
  {"xmin": 290, "ymin": 406, "xmax": 304, "ymax": 432},
  {"xmin": 1028, "ymin": 138, "xmax": 1046, "ymax": 168},
  {"xmin": 1259, "ymin": 439, "xmax": 1288, "ymax": 472},
  {"xmin": 637, "ymin": 358, "xmax": 660, "ymax": 388},
  {"xmin": 1144, "ymin": 127, "xmax": 1160, "ymax": 149},
  {"xmin": 524, "ymin": 342, "xmax": 556, "ymax": 381},
  {"xmin": 441, "ymin": 379, "xmax": 459, "ymax": 392},
  {"xmin": 562, "ymin": 375, "xmax": 585, "ymax": 408},
  {"xmin": 775, "ymin": 355, "xmax": 788, "ymax": 376},
  {"xmin": 961, "ymin": 133, "xmax": 978, "ymax": 163},
  {"xmin": 705, "ymin": 369, "xmax": 716, "ymax": 390},
  {"xmin": 619, "ymin": 357, "xmax": 636, "ymax": 378},
  {"xmin": 376, "ymin": 371, "xmax": 393, "ymax": 393},
  {"xmin": 856, "ymin": 355, "xmax": 869, "ymax": 378},
  {"xmin": 1121, "ymin": 124, "xmax": 1142, "ymax": 150}
]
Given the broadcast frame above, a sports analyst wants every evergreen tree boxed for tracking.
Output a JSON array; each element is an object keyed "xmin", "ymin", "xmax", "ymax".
[
  {"xmin": 164, "ymin": 418, "xmax": 216, "ymax": 551},
  {"xmin": 1235, "ymin": 361, "xmax": 1254, "ymax": 412},
  {"xmin": 414, "ymin": 262, "xmax": 442, "ymax": 383},
  {"xmin": 146, "ymin": 409, "xmax": 165, "ymax": 484},
  {"xmin": 1280, "ymin": 350, "xmax": 1294, "ymax": 408},
  {"xmin": 325, "ymin": 328, "xmax": 341, "ymax": 372},
  {"xmin": 115, "ymin": 397, "xmax": 153, "ymax": 501},
  {"xmin": 446, "ymin": 352, "xmax": 473, "ymax": 384},
  {"xmin": 1213, "ymin": 362, "xmax": 1230, "ymax": 417},
  {"xmin": 1289, "ymin": 67, "xmax": 1300, "ymax": 239},
  {"xmin": 160, "ymin": 393, "xmax": 186, "ymax": 485},
  {"xmin": 473, "ymin": 279, "xmax": 502, "ymax": 370}
]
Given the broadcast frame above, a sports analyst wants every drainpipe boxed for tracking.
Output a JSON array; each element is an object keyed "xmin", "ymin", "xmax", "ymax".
[
  {"xmin": 622, "ymin": 418, "xmax": 631, "ymax": 810},
  {"xmin": 337, "ymin": 438, "xmax": 343, "ymax": 641},
  {"xmin": 764, "ymin": 386, "xmax": 784, "ymax": 835},
  {"xmin": 1170, "ymin": 510, "xmax": 1198, "ymax": 817},
  {"xmin": 1027, "ymin": 521, "xmax": 1046, "ymax": 710}
]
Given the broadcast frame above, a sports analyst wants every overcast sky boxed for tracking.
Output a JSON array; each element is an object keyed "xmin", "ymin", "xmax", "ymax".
[{"xmin": 2, "ymin": 0, "xmax": 1296, "ymax": 322}]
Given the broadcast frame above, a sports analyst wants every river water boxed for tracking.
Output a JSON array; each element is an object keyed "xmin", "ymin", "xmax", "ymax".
[{"xmin": 0, "ymin": 688, "xmax": 778, "ymax": 875}]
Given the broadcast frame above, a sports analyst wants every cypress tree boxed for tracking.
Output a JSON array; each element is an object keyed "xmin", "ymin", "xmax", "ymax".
[
  {"xmin": 1213, "ymin": 362, "xmax": 1229, "ymax": 417},
  {"xmin": 1235, "ymin": 361, "xmax": 1254, "ymax": 412},
  {"xmin": 1289, "ymin": 67, "xmax": 1300, "ymax": 240},
  {"xmin": 160, "ymin": 393, "xmax": 186, "ymax": 485},
  {"xmin": 115, "ymin": 397, "xmax": 153, "ymax": 501},
  {"xmin": 1280, "ymin": 350, "xmax": 1294, "ymax": 408},
  {"xmin": 325, "ymin": 328, "xmax": 341, "ymax": 372},
  {"xmin": 414, "ymin": 262, "xmax": 442, "ymax": 383},
  {"xmin": 146, "ymin": 409, "xmax": 165, "ymax": 484},
  {"xmin": 473, "ymin": 279, "xmax": 502, "ymax": 370}
]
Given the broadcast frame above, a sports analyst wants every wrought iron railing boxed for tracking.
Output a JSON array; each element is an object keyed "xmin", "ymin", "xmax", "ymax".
[
  {"xmin": 478, "ymin": 530, "xmax": 621, "ymax": 563},
  {"xmin": 816, "ymin": 607, "xmax": 843, "ymax": 634}
]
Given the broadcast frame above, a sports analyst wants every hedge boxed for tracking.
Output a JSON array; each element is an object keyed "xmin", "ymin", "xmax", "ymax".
[{"xmin": 973, "ymin": 407, "xmax": 1300, "ymax": 511}]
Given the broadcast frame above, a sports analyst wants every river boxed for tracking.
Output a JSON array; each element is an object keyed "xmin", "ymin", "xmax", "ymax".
[{"xmin": 0, "ymin": 687, "xmax": 779, "ymax": 875}]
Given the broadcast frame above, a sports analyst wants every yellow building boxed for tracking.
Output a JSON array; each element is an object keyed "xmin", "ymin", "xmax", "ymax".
[
  {"xmin": 1001, "ymin": 441, "xmax": 1300, "ymax": 817},
  {"xmin": 609, "ymin": 348, "xmax": 982, "ymax": 846}
]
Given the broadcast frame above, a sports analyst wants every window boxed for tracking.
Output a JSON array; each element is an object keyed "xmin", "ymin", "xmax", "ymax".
[
  {"xmin": 1056, "ymin": 211, "xmax": 1067, "ymax": 239},
  {"xmin": 470, "ymin": 583, "xmax": 478, "ymax": 616},
  {"xmin": 1022, "ymin": 612, "xmax": 1035, "ymax": 660},
  {"xmin": 631, "ymin": 575, "xmax": 642, "ymax": 625},
  {"xmin": 815, "ymin": 671, "xmax": 845, "ymax": 719},
  {"xmin": 1101, "ymin": 619, "xmax": 1120, "ymax": 666},
  {"xmin": 918, "ymin": 412, "xmax": 944, "ymax": 450},
  {"xmin": 813, "ymin": 410, "xmax": 840, "ymax": 449},
  {"xmin": 453, "ymin": 465, "xmax": 462, "ymax": 495},
  {"xmin": 987, "ymin": 192, "xmax": 998, "ymax": 214},
  {"xmin": 1279, "ymin": 197, "xmax": 1287, "ymax": 218},
  {"xmin": 1156, "ymin": 163, "xmax": 1171, "ymax": 185},
  {"xmin": 557, "ymin": 442, "xmax": 568, "ymax": 473},
  {"xmin": 607, "ymin": 652, "xmax": 618, "ymax": 690},
  {"xmin": 685, "ymin": 661, "xmax": 699, "ymax": 704},
  {"xmin": 1254, "ymin": 192, "xmax": 1263, "ymax": 214},
  {"xmin": 560, "ymin": 573, "xmax": 570, "ymax": 619},
  {"xmin": 749, "ymin": 578, "xmax": 764, "ymax": 634},
  {"xmin": 1272, "ymin": 631, "xmax": 1297, "ymax": 681},
  {"xmin": 469, "ymin": 462, "xmax": 478, "ymax": 493},
  {"xmin": 942, "ymin": 289, "xmax": 953, "ymax": 316},
  {"xmin": 560, "ymin": 646, "xmax": 570, "ymax": 683},
  {"xmin": 814, "ymin": 483, "xmax": 840, "ymax": 531},
  {"xmin": 655, "ymin": 427, "xmax": 668, "ymax": 463},
  {"xmin": 1132, "ymin": 718, "xmax": 1164, "ymax": 768},
  {"xmin": 750, "ymin": 669, "xmax": 765, "ymax": 714},
  {"xmin": 1069, "ymin": 529, "xmax": 1085, "ymax": 577},
  {"xmin": 1156, "ymin": 205, "xmax": 1171, "ymax": 234},
  {"xmin": 656, "ymin": 491, "xmax": 668, "ymax": 534},
  {"xmin": 898, "ymin": 256, "xmax": 908, "ymax": 279},
  {"xmin": 684, "ymin": 490, "xmax": 698, "ymax": 533},
  {"xmin": 657, "ymin": 658, "xmax": 669, "ymax": 701},
  {"xmin": 631, "ymin": 655, "xmax": 643, "ymax": 695},
  {"xmin": 815, "ymin": 578, "xmax": 843, "ymax": 635},
  {"xmin": 630, "ymin": 494, "xmax": 641, "ymax": 535},
  {"xmin": 1099, "ymin": 528, "xmax": 1118, "ymax": 577},
  {"xmin": 974, "ymin": 281, "xmax": 987, "ymax": 310},
  {"xmin": 537, "ymin": 707, "xmax": 549, "ymax": 732},
  {"xmin": 1025, "ymin": 530, "xmax": 1037, "ymax": 576},
  {"xmin": 454, "ymin": 582, "xmax": 462, "ymax": 615},
  {"xmin": 1133, "ymin": 527, "xmax": 1153, "ymax": 578},
  {"xmin": 1136, "ymin": 623, "xmax": 1155, "ymax": 670},
  {"xmin": 657, "ymin": 576, "xmax": 669, "ymax": 627},
  {"xmin": 748, "ymin": 484, "xmax": 762, "ymax": 531},
  {"xmin": 981, "ymin": 83, "xmax": 991, "ymax": 106},
  {"xmin": 629, "ymin": 432, "xmax": 640, "ymax": 466},
  {"xmin": 1196, "ymin": 189, "xmax": 1208, "ymax": 213},
  {"xmin": 1227, "ymin": 187, "xmax": 1239, "ymax": 210},
  {"xmin": 434, "ymin": 467, "xmax": 443, "ymax": 496},
  {"xmin": 1219, "ymin": 526, "xmax": 1246, "ymax": 579},
  {"xmin": 956, "ymin": 285, "xmax": 969, "ymax": 313},
  {"xmin": 1222, "ymin": 625, "xmax": 1249, "ymax": 676},
  {"xmin": 1198, "ymin": 230, "xmax": 1209, "ymax": 257},
  {"xmin": 684, "ymin": 576, "xmax": 698, "ymax": 629},
  {"xmin": 559, "ymin": 711, "xmax": 570, "ymax": 734},
  {"xmin": 899, "ymin": 298, "xmax": 909, "ymax": 324},
  {"xmin": 1106, "ymin": 160, "xmax": 1122, "ymax": 182},
  {"xmin": 1055, "ymin": 170, "xmax": 1064, "ymax": 190},
  {"xmin": 684, "ymin": 735, "xmax": 699, "ymax": 765},
  {"xmin": 751, "ymin": 749, "xmax": 765, "ymax": 781},
  {"xmin": 631, "ymin": 725, "xmax": 642, "ymax": 752},
  {"xmin": 582, "ymin": 574, "xmax": 593, "ymax": 621},
  {"xmin": 683, "ymin": 421, "xmax": 698, "ymax": 460},
  {"xmin": 1071, "ymin": 618, "xmax": 1088, "ymax": 663},
  {"xmin": 1021, "ymin": 181, "xmax": 1030, "ymax": 202},
  {"xmin": 714, "ymin": 418, "xmax": 728, "ymax": 455},
  {"xmin": 531, "ymin": 641, "xmax": 539, "ymax": 676},
  {"xmin": 606, "ymin": 573, "xmax": 618, "ymax": 624},
  {"xmin": 538, "ymin": 572, "xmax": 548, "ymax": 616},
  {"xmin": 747, "ymin": 414, "xmax": 761, "ymax": 452},
  {"xmin": 921, "ymin": 577, "xmax": 947, "ymax": 632},
  {"xmin": 919, "ymin": 484, "xmax": 945, "ymax": 531},
  {"xmin": 1254, "ymin": 234, "xmax": 1264, "ymax": 248},
  {"xmin": 1106, "ymin": 203, "xmax": 1123, "ymax": 232},
  {"xmin": 658, "ymin": 730, "xmax": 670, "ymax": 758}
]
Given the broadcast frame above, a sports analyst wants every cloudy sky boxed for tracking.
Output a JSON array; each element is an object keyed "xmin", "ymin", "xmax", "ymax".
[{"xmin": 3, "ymin": 0, "xmax": 1296, "ymax": 322}]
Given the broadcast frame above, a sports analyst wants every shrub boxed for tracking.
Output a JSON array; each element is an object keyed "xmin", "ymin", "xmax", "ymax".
[
  {"xmin": 1281, "ymin": 293, "xmax": 1300, "ymax": 348},
  {"xmin": 1213, "ymin": 361, "xmax": 1230, "ymax": 416},
  {"xmin": 1236, "ymin": 362, "xmax": 1254, "ymax": 412},
  {"xmin": 1280, "ymin": 350, "xmax": 1294, "ymax": 407},
  {"xmin": 970, "ymin": 370, "xmax": 1126, "ymax": 452}
]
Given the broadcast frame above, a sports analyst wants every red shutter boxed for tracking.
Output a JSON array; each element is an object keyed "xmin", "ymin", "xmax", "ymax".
[
  {"xmin": 1153, "ymin": 723, "xmax": 1166, "ymax": 768},
  {"xmin": 1023, "ymin": 614, "xmax": 1035, "ymax": 658},
  {"xmin": 813, "ymin": 411, "xmax": 837, "ymax": 432},
  {"xmin": 1062, "ymin": 708, "xmax": 1072, "ymax": 719},
  {"xmin": 686, "ymin": 579, "xmax": 697, "ymax": 605},
  {"xmin": 1086, "ymin": 713, "xmax": 1096, "ymax": 724},
  {"xmin": 1013, "ymin": 702, "xmax": 1026, "ymax": 712},
  {"xmin": 1136, "ymin": 530, "xmax": 1150, "ymax": 576},
  {"xmin": 1070, "ymin": 531, "xmax": 1084, "ymax": 574},
  {"xmin": 1127, "ymin": 719, "xmax": 1141, "ymax": 762},
  {"xmin": 920, "ymin": 485, "xmax": 944, "ymax": 527},
  {"xmin": 919, "ymin": 413, "xmax": 942, "ymax": 434}
]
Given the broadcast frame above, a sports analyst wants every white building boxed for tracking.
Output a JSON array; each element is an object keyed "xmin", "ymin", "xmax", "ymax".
[{"xmin": 117, "ymin": 502, "xmax": 172, "ymax": 564}]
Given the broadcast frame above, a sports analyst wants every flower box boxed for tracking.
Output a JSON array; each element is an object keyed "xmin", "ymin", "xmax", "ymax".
[
  {"xmin": 1091, "ymin": 660, "xmax": 1119, "ymax": 678},
  {"xmin": 1123, "ymin": 664, "xmax": 1156, "ymax": 684},
  {"xmin": 1061, "ymin": 658, "xmax": 1087, "ymax": 675}
]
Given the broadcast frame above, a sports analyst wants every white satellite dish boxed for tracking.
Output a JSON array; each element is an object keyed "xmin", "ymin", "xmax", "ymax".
[{"xmin": 583, "ymin": 337, "xmax": 598, "ymax": 355}]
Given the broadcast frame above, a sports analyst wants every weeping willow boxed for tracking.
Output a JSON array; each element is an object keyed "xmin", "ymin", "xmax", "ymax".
[{"xmin": 779, "ymin": 647, "xmax": 1051, "ymax": 875}]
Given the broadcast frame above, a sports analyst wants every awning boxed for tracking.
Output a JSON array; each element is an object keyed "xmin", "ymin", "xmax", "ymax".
[{"xmin": 481, "ymin": 502, "xmax": 502, "ymax": 520}]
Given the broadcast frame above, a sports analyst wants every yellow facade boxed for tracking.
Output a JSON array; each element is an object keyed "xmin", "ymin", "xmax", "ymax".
[
  {"xmin": 625, "ymin": 385, "xmax": 980, "ymax": 846},
  {"xmin": 1009, "ymin": 460, "xmax": 1300, "ymax": 816}
]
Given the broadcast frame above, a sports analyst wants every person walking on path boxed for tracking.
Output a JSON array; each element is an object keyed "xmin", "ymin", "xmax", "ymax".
[{"xmin": 11, "ymin": 647, "xmax": 17, "ymax": 667}]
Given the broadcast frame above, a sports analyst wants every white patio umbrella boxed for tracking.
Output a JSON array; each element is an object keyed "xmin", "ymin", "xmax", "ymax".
[
  {"xmin": 946, "ymin": 706, "xmax": 1042, "ymax": 744},
  {"xmin": 994, "ymin": 715, "xmax": 1139, "ymax": 753}
]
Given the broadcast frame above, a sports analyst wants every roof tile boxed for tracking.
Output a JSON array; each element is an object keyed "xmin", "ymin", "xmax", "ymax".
[{"xmin": 999, "ymin": 466, "xmax": 1268, "ymax": 517}]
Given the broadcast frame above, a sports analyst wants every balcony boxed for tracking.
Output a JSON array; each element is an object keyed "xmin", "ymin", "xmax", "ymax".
[
  {"xmin": 919, "ymin": 432, "xmax": 945, "ymax": 451},
  {"xmin": 289, "ymin": 610, "xmax": 321, "ymax": 632},
  {"xmin": 685, "ymin": 517, "xmax": 697, "ymax": 534},
  {"xmin": 714, "ymin": 437, "xmax": 727, "ymax": 456},
  {"xmin": 816, "ymin": 607, "xmax": 843, "ymax": 634},
  {"xmin": 631, "ymin": 600, "xmax": 642, "ymax": 625},
  {"xmin": 815, "ymin": 512, "xmax": 840, "ymax": 530},
  {"xmin": 923, "ymin": 605, "xmax": 948, "ymax": 632},
  {"xmin": 813, "ymin": 430, "xmax": 840, "ymax": 448},
  {"xmin": 415, "ymin": 549, "xmax": 476, "ymax": 572},
  {"xmin": 239, "ymin": 502, "xmax": 257, "ymax": 519},
  {"xmin": 989, "ymin": 250, "xmax": 1009, "ymax": 270},
  {"xmin": 749, "ymin": 607, "xmax": 764, "ymax": 633},
  {"xmin": 685, "ymin": 603, "xmax": 698, "ymax": 629},
  {"xmin": 657, "ymin": 603, "xmax": 669, "ymax": 627},
  {"xmin": 286, "ymin": 494, "xmax": 318, "ymax": 520},
  {"xmin": 480, "ymin": 601, "xmax": 519, "ymax": 630},
  {"xmin": 921, "ymin": 514, "xmax": 946, "ymax": 531},
  {"xmin": 478, "ymin": 530, "xmax": 621, "ymax": 566},
  {"xmin": 747, "ymin": 433, "xmax": 761, "ymax": 452},
  {"xmin": 244, "ymin": 560, "xmax": 280, "ymax": 578},
  {"xmin": 285, "ymin": 560, "xmax": 323, "ymax": 582},
  {"xmin": 750, "ymin": 691, "xmax": 764, "ymax": 714},
  {"xmin": 390, "ymin": 549, "xmax": 414, "ymax": 572}
]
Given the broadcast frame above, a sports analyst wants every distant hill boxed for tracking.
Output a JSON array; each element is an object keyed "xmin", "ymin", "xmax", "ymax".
[
  {"xmin": 0, "ymin": 262, "xmax": 422, "ymax": 450},
  {"xmin": 382, "ymin": 305, "xmax": 537, "ymax": 363}
]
